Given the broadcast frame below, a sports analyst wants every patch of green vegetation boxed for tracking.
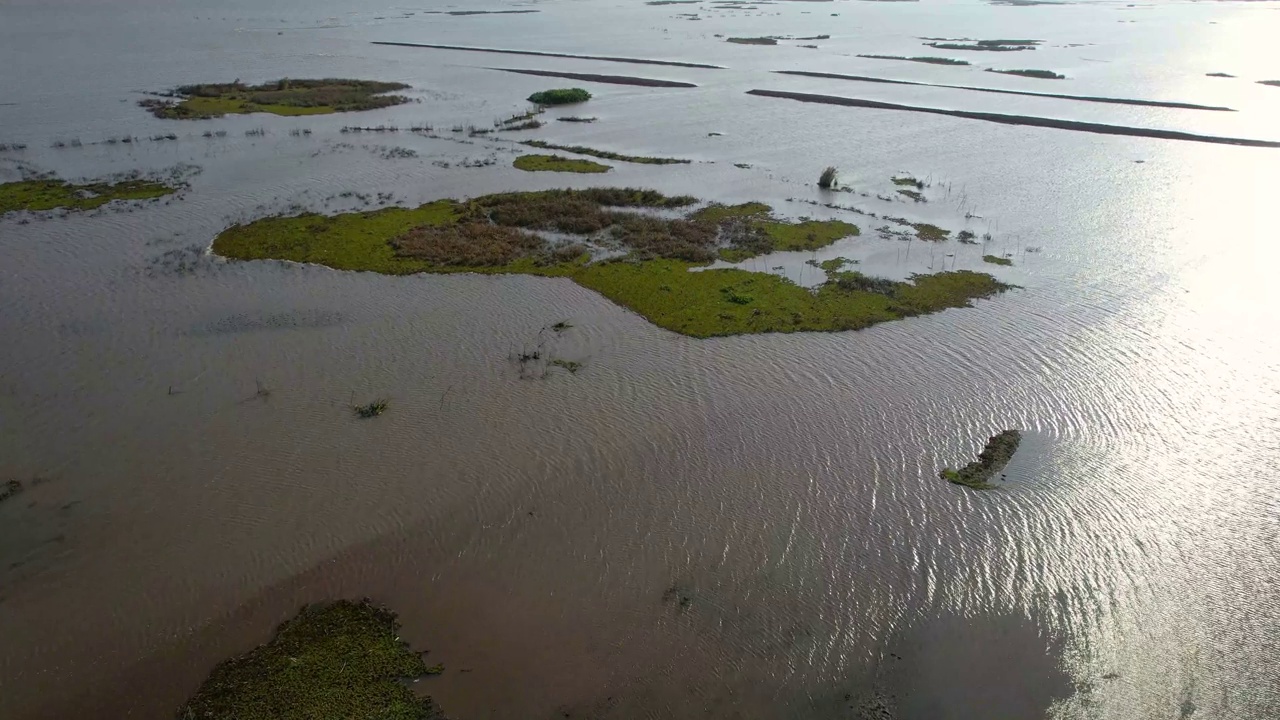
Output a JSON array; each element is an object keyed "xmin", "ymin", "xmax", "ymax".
[
  {"xmin": 940, "ymin": 429, "xmax": 1021, "ymax": 490},
  {"xmin": 913, "ymin": 223, "xmax": 949, "ymax": 241},
  {"xmin": 177, "ymin": 600, "xmax": 439, "ymax": 720},
  {"xmin": 957, "ymin": 230, "xmax": 978, "ymax": 244},
  {"xmin": 983, "ymin": 254, "xmax": 1012, "ymax": 266},
  {"xmin": 527, "ymin": 88, "xmax": 592, "ymax": 105},
  {"xmin": 760, "ymin": 219, "xmax": 859, "ymax": 251},
  {"xmin": 521, "ymin": 140, "xmax": 690, "ymax": 164},
  {"xmin": 858, "ymin": 55, "xmax": 970, "ymax": 66},
  {"xmin": 214, "ymin": 189, "xmax": 1009, "ymax": 338},
  {"xmin": 1258, "ymin": 80, "xmax": 1280, "ymax": 88},
  {"xmin": 897, "ymin": 189, "xmax": 925, "ymax": 202},
  {"xmin": 575, "ymin": 262, "xmax": 1008, "ymax": 337},
  {"xmin": 691, "ymin": 202, "xmax": 771, "ymax": 224},
  {"xmin": 354, "ymin": 399, "xmax": 389, "ymax": 418},
  {"xmin": 514, "ymin": 154, "xmax": 611, "ymax": 173},
  {"xmin": 727, "ymin": 37, "xmax": 778, "ymax": 45},
  {"xmin": 986, "ymin": 68, "xmax": 1065, "ymax": 79},
  {"xmin": 0, "ymin": 178, "xmax": 176, "ymax": 214},
  {"xmin": 1205, "ymin": 72, "xmax": 1235, "ymax": 78},
  {"xmin": 141, "ymin": 79, "xmax": 411, "ymax": 119},
  {"xmin": 817, "ymin": 257, "xmax": 856, "ymax": 272},
  {"xmin": 892, "ymin": 176, "xmax": 925, "ymax": 190}
]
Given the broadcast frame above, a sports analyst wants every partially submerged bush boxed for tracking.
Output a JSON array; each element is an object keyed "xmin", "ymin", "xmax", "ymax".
[
  {"xmin": 527, "ymin": 88, "xmax": 592, "ymax": 105},
  {"xmin": 818, "ymin": 166, "xmax": 838, "ymax": 189}
]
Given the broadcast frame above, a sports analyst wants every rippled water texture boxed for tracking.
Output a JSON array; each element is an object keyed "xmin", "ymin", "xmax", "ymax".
[{"xmin": 1, "ymin": 0, "xmax": 1277, "ymax": 718}]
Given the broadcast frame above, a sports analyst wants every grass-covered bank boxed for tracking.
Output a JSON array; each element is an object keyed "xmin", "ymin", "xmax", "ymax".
[
  {"xmin": 178, "ymin": 600, "xmax": 441, "ymax": 720},
  {"xmin": 141, "ymin": 79, "xmax": 411, "ymax": 119},
  {"xmin": 212, "ymin": 189, "xmax": 1011, "ymax": 338},
  {"xmin": 940, "ymin": 430, "xmax": 1021, "ymax": 490},
  {"xmin": 514, "ymin": 154, "xmax": 611, "ymax": 173},
  {"xmin": 1, "ymin": 177, "xmax": 176, "ymax": 214},
  {"xmin": 521, "ymin": 140, "xmax": 690, "ymax": 164}
]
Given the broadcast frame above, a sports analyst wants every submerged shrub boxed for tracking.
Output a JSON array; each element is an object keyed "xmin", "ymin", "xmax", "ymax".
[{"xmin": 818, "ymin": 166, "xmax": 838, "ymax": 189}]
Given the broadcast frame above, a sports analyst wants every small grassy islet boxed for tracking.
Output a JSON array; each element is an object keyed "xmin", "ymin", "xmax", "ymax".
[
  {"xmin": 983, "ymin": 254, "xmax": 1012, "ymax": 266},
  {"xmin": 141, "ymin": 78, "xmax": 411, "ymax": 119},
  {"xmin": 177, "ymin": 600, "xmax": 440, "ymax": 720},
  {"xmin": 1, "ymin": 177, "xmax": 176, "ymax": 214},
  {"xmin": 514, "ymin": 154, "xmax": 611, "ymax": 173},
  {"xmin": 212, "ymin": 188, "xmax": 1011, "ymax": 338},
  {"xmin": 527, "ymin": 88, "xmax": 592, "ymax": 105},
  {"xmin": 940, "ymin": 429, "xmax": 1021, "ymax": 490}
]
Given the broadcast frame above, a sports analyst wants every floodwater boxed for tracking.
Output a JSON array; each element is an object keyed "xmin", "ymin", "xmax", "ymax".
[{"xmin": 1, "ymin": 0, "xmax": 1278, "ymax": 718}]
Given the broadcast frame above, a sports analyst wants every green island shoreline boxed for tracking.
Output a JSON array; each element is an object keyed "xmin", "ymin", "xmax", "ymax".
[
  {"xmin": 211, "ymin": 188, "xmax": 1012, "ymax": 338},
  {"xmin": 1, "ymin": 178, "xmax": 177, "ymax": 214},
  {"xmin": 940, "ymin": 429, "xmax": 1022, "ymax": 490},
  {"xmin": 140, "ymin": 79, "xmax": 412, "ymax": 119},
  {"xmin": 179, "ymin": 600, "xmax": 442, "ymax": 720}
]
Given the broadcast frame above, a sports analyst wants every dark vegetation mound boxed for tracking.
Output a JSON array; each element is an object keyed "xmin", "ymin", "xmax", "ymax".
[
  {"xmin": 527, "ymin": 88, "xmax": 592, "ymax": 105},
  {"xmin": 142, "ymin": 78, "xmax": 411, "ymax": 119},
  {"xmin": 178, "ymin": 600, "xmax": 440, "ymax": 720}
]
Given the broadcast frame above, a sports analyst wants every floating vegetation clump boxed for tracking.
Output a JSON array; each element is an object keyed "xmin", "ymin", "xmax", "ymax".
[
  {"xmin": 986, "ymin": 68, "xmax": 1065, "ymax": 80},
  {"xmin": 983, "ymin": 254, "xmax": 1012, "ymax": 265},
  {"xmin": 353, "ymin": 399, "xmax": 390, "ymax": 418},
  {"xmin": 514, "ymin": 154, "xmax": 611, "ymax": 173},
  {"xmin": 1, "ymin": 177, "xmax": 177, "ymax": 214},
  {"xmin": 141, "ymin": 79, "xmax": 411, "ymax": 119},
  {"xmin": 727, "ymin": 37, "xmax": 778, "ymax": 45},
  {"xmin": 940, "ymin": 429, "xmax": 1022, "ymax": 490},
  {"xmin": 527, "ymin": 88, "xmax": 592, "ymax": 105},
  {"xmin": 520, "ymin": 140, "xmax": 690, "ymax": 164},
  {"xmin": 177, "ymin": 600, "xmax": 439, "ymax": 720},
  {"xmin": 213, "ymin": 188, "xmax": 1011, "ymax": 338}
]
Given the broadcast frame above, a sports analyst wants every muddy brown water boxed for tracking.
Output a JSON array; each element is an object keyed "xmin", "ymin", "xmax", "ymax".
[{"xmin": 2, "ymin": 0, "xmax": 1279, "ymax": 718}]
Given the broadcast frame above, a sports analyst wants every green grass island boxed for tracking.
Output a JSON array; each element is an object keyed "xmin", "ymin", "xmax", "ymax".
[
  {"xmin": 1, "ymin": 177, "xmax": 177, "ymax": 214},
  {"xmin": 178, "ymin": 600, "xmax": 442, "ymax": 720},
  {"xmin": 140, "ymin": 79, "xmax": 412, "ymax": 119},
  {"xmin": 211, "ymin": 188, "xmax": 1013, "ymax": 338},
  {"xmin": 526, "ymin": 88, "xmax": 592, "ymax": 105},
  {"xmin": 514, "ymin": 154, "xmax": 611, "ymax": 173},
  {"xmin": 940, "ymin": 429, "xmax": 1022, "ymax": 490}
]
